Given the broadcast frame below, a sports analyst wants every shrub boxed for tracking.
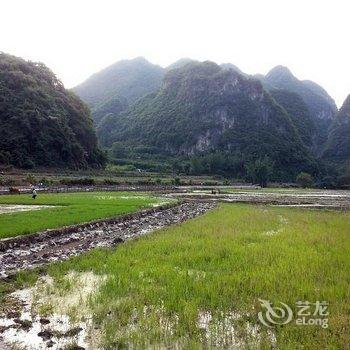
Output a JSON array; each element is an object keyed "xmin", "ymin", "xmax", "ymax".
[
  {"xmin": 296, "ymin": 172, "xmax": 314, "ymax": 188},
  {"xmin": 245, "ymin": 157, "xmax": 274, "ymax": 188},
  {"xmin": 172, "ymin": 177, "xmax": 181, "ymax": 186},
  {"xmin": 110, "ymin": 142, "xmax": 128, "ymax": 159}
]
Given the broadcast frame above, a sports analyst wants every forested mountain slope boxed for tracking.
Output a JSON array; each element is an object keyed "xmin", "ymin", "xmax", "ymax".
[
  {"xmin": 98, "ymin": 61, "xmax": 317, "ymax": 180},
  {"xmin": 269, "ymin": 89, "xmax": 315, "ymax": 148},
  {"xmin": 259, "ymin": 66, "xmax": 337, "ymax": 150},
  {"xmin": 73, "ymin": 57, "xmax": 164, "ymax": 123},
  {"xmin": 0, "ymin": 53, "xmax": 105, "ymax": 168},
  {"xmin": 323, "ymin": 95, "xmax": 350, "ymax": 163}
]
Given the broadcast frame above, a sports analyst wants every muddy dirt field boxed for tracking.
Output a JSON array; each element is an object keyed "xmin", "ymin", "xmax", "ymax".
[
  {"xmin": 0, "ymin": 272, "xmax": 106, "ymax": 350},
  {"xmin": 167, "ymin": 189, "xmax": 350, "ymax": 209}
]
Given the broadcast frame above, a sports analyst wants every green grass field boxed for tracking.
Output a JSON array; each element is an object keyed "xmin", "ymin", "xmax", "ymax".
[
  {"xmin": 6, "ymin": 203, "xmax": 349, "ymax": 349},
  {"xmin": 0, "ymin": 192, "xmax": 161, "ymax": 239}
]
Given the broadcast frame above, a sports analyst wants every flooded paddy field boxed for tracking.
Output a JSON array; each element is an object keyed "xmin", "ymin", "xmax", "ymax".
[
  {"xmin": 0, "ymin": 189, "xmax": 349, "ymax": 349},
  {"xmin": 0, "ymin": 202, "xmax": 215, "ymax": 277},
  {"xmin": 167, "ymin": 188, "xmax": 350, "ymax": 209},
  {"xmin": 0, "ymin": 205, "xmax": 56, "ymax": 215},
  {"xmin": 0, "ymin": 192, "xmax": 165, "ymax": 240}
]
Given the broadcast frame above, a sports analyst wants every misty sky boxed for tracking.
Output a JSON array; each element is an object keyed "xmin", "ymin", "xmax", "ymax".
[{"xmin": 2, "ymin": 0, "xmax": 349, "ymax": 106}]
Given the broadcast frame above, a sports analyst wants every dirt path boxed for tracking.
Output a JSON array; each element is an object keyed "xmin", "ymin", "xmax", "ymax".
[{"xmin": 0, "ymin": 202, "xmax": 216, "ymax": 277}]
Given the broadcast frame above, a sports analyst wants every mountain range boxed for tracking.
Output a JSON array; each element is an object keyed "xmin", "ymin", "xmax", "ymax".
[
  {"xmin": 89, "ymin": 61, "xmax": 319, "ymax": 180},
  {"xmin": 72, "ymin": 56, "xmax": 348, "ymax": 182},
  {"xmin": 258, "ymin": 66, "xmax": 337, "ymax": 152},
  {"xmin": 74, "ymin": 58, "xmax": 338, "ymax": 157},
  {"xmin": 1, "ymin": 52, "xmax": 348, "ymax": 185},
  {"xmin": 73, "ymin": 57, "xmax": 164, "ymax": 123}
]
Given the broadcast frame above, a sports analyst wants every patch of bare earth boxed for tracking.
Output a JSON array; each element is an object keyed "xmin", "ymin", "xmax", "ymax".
[
  {"xmin": 167, "ymin": 190, "xmax": 350, "ymax": 209},
  {"xmin": 0, "ymin": 205, "xmax": 56, "ymax": 215},
  {"xmin": 0, "ymin": 274, "xmax": 276, "ymax": 349},
  {"xmin": 0, "ymin": 272, "xmax": 104, "ymax": 350}
]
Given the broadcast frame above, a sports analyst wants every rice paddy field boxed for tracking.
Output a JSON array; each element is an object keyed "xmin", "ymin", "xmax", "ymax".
[
  {"xmin": 1, "ymin": 202, "xmax": 349, "ymax": 349},
  {"xmin": 0, "ymin": 192, "xmax": 161, "ymax": 239}
]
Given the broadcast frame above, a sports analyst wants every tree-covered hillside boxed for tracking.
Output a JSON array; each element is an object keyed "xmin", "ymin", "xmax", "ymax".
[
  {"xmin": 323, "ymin": 95, "xmax": 350, "ymax": 163},
  {"xmin": 269, "ymin": 89, "xmax": 315, "ymax": 148},
  {"xmin": 0, "ymin": 53, "xmax": 105, "ymax": 169},
  {"xmin": 259, "ymin": 66, "xmax": 337, "ymax": 150},
  {"xmin": 98, "ymin": 61, "xmax": 317, "ymax": 180},
  {"xmin": 91, "ymin": 95, "xmax": 128, "ymax": 126},
  {"xmin": 73, "ymin": 57, "xmax": 164, "ymax": 124}
]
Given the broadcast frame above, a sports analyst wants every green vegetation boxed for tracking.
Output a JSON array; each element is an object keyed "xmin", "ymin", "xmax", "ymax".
[
  {"xmin": 296, "ymin": 172, "xmax": 314, "ymax": 188},
  {"xmin": 270, "ymin": 89, "xmax": 315, "ymax": 148},
  {"xmin": 323, "ymin": 95, "xmax": 350, "ymax": 164},
  {"xmin": 0, "ymin": 167, "xmax": 229, "ymax": 188},
  {"xmin": 260, "ymin": 65, "xmax": 337, "ymax": 148},
  {"xmin": 98, "ymin": 61, "xmax": 317, "ymax": 182},
  {"xmin": 7, "ymin": 204, "xmax": 349, "ymax": 348},
  {"xmin": 0, "ymin": 53, "xmax": 105, "ymax": 169},
  {"xmin": 320, "ymin": 95, "xmax": 350, "ymax": 189},
  {"xmin": 0, "ymin": 192, "xmax": 160, "ymax": 239},
  {"xmin": 2, "ymin": 52, "xmax": 345, "ymax": 189},
  {"xmin": 73, "ymin": 57, "xmax": 164, "ymax": 121},
  {"xmin": 245, "ymin": 156, "xmax": 273, "ymax": 187},
  {"xmin": 3, "ymin": 51, "xmax": 345, "ymax": 188},
  {"xmin": 92, "ymin": 95, "xmax": 128, "ymax": 126}
]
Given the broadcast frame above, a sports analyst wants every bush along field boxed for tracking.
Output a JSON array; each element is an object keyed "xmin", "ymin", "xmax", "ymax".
[
  {"xmin": 0, "ymin": 192, "xmax": 162, "ymax": 239},
  {"xmin": 1, "ymin": 203, "xmax": 349, "ymax": 349}
]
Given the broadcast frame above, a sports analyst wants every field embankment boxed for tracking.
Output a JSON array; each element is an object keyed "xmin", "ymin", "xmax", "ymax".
[{"xmin": 0, "ymin": 202, "xmax": 215, "ymax": 277}]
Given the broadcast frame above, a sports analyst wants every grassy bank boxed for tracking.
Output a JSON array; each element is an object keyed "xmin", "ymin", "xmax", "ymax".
[
  {"xmin": 5, "ymin": 203, "xmax": 349, "ymax": 349},
  {"xmin": 0, "ymin": 192, "xmax": 161, "ymax": 239}
]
